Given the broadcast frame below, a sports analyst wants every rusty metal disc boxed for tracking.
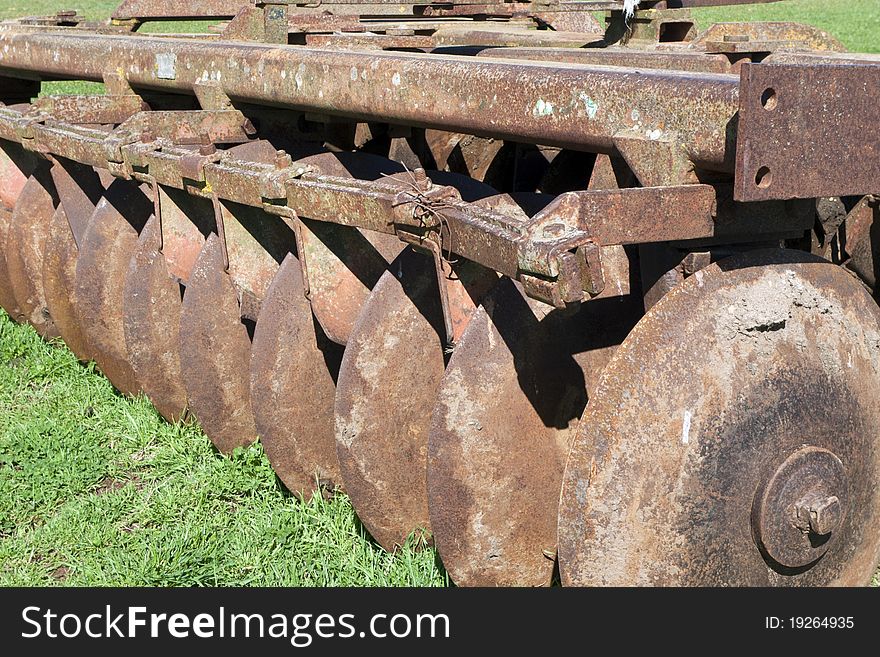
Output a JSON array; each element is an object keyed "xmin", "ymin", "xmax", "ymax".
[
  {"xmin": 333, "ymin": 183, "xmax": 517, "ymax": 551},
  {"xmin": 427, "ymin": 281, "xmax": 638, "ymax": 586},
  {"xmin": 123, "ymin": 215, "xmax": 188, "ymax": 422},
  {"xmin": 74, "ymin": 180, "xmax": 152, "ymax": 395},
  {"xmin": 122, "ymin": 185, "xmax": 216, "ymax": 423},
  {"xmin": 247, "ymin": 151, "xmax": 414, "ymax": 498},
  {"xmin": 179, "ymin": 233, "xmax": 258, "ymax": 453},
  {"xmin": 49, "ymin": 159, "xmax": 106, "ymax": 242},
  {"xmin": 42, "ymin": 205, "xmax": 93, "ymax": 361},
  {"xmin": 0, "ymin": 141, "xmax": 35, "ymax": 317},
  {"xmin": 250, "ymin": 254, "xmax": 344, "ymax": 498},
  {"xmin": 0, "ymin": 206, "xmax": 21, "ymax": 318},
  {"xmin": 176, "ymin": 142, "xmax": 293, "ymax": 450},
  {"xmin": 41, "ymin": 160, "xmax": 106, "ymax": 361},
  {"xmin": 335, "ymin": 248, "xmax": 448, "ymax": 549},
  {"xmin": 295, "ymin": 152, "xmax": 403, "ymax": 345},
  {"xmin": 558, "ymin": 250, "xmax": 880, "ymax": 586},
  {"xmin": 5, "ymin": 167, "xmax": 60, "ymax": 337},
  {"xmin": 0, "ymin": 140, "xmax": 35, "ymax": 212}
]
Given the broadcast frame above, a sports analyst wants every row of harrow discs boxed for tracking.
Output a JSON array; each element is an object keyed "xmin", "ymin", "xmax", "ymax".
[{"xmin": 1, "ymin": 0, "xmax": 880, "ymax": 585}]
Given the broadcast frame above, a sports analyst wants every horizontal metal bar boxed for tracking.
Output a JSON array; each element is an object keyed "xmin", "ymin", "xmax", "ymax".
[
  {"xmin": 477, "ymin": 47, "xmax": 734, "ymax": 74},
  {"xmin": 0, "ymin": 29, "xmax": 740, "ymax": 171},
  {"xmin": 112, "ymin": 0, "xmax": 250, "ymax": 20},
  {"xmin": 109, "ymin": 0, "xmax": 781, "ymax": 19}
]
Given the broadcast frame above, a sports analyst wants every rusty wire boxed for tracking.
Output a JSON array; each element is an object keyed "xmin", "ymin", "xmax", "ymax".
[{"xmin": 384, "ymin": 166, "xmax": 460, "ymax": 267}]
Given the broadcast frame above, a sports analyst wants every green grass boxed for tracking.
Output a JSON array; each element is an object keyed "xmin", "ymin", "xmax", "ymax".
[
  {"xmin": 0, "ymin": 310, "xmax": 446, "ymax": 586},
  {"xmin": 1, "ymin": 1, "xmax": 879, "ymax": 587}
]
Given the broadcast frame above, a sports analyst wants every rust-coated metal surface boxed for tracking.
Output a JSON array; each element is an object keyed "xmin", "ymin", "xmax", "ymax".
[
  {"xmin": 299, "ymin": 221, "xmax": 401, "ymax": 346},
  {"xmin": 0, "ymin": 31, "xmax": 741, "ymax": 171},
  {"xmin": 0, "ymin": 207, "xmax": 20, "ymax": 318},
  {"xmin": 1, "ymin": 0, "xmax": 878, "ymax": 589},
  {"xmin": 753, "ymin": 446, "xmax": 849, "ymax": 569},
  {"xmin": 335, "ymin": 248, "xmax": 447, "ymax": 549},
  {"xmin": 42, "ymin": 160, "xmax": 106, "ymax": 360},
  {"xmin": 0, "ymin": 140, "xmax": 33, "ymax": 212},
  {"xmin": 735, "ymin": 62, "xmax": 880, "ymax": 202},
  {"xmin": 49, "ymin": 158, "xmax": 105, "ymax": 243},
  {"xmin": 179, "ymin": 233, "xmax": 257, "ymax": 453},
  {"xmin": 427, "ymin": 281, "xmax": 637, "ymax": 586},
  {"xmin": 558, "ymin": 251, "xmax": 880, "ymax": 585},
  {"xmin": 176, "ymin": 141, "xmax": 296, "ymax": 452},
  {"xmin": 123, "ymin": 215, "xmax": 188, "ymax": 422},
  {"xmin": 839, "ymin": 196, "xmax": 880, "ymax": 291},
  {"xmin": 74, "ymin": 180, "xmax": 151, "ymax": 395},
  {"xmin": 250, "ymin": 254, "xmax": 344, "ymax": 498},
  {"xmin": 293, "ymin": 152, "xmax": 403, "ymax": 346},
  {"xmin": 122, "ymin": 189, "xmax": 213, "ymax": 422},
  {"xmin": 42, "ymin": 205, "xmax": 93, "ymax": 360},
  {"xmin": 333, "ymin": 185, "xmax": 516, "ymax": 550},
  {"xmin": 5, "ymin": 168, "xmax": 60, "ymax": 337},
  {"xmin": 477, "ymin": 47, "xmax": 735, "ymax": 73}
]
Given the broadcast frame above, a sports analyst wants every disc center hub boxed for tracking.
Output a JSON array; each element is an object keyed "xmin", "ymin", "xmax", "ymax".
[{"xmin": 752, "ymin": 446, "xmax": 848, "ymax": 570}]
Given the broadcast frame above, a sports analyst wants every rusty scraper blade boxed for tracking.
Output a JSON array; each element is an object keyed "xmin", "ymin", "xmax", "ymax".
[
  {"xmin": 179, "ymin": 233, "xmax": 257, "ymax": 453},
  {"xmin": 123, "ymin": 214, "xmax": 189, "ymax": 423},
  {"xmin": 73, "ymin": 179, "xmax": 152, "ymax": 395},
  {"xmin": 250, "ymin": 254, "xmax": 345, "ymax": 498},
  {"xmin": 558, "ymin": 250, "xmax": 880, "ymax": 586}
]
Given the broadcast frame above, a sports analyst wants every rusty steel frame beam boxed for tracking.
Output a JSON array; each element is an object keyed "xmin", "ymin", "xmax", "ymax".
[
  {"xmin": 477, "ymin": 47, "xmax": 735, "ymax": 73},
  {"xmin": 0, "ymin": 30, "xmax": 740, "ymax": 172},
  {"xmin": 112, "ymin": 0, "xmax": 251, "ymax": 20},
  {"xmin": 0, "ymin": 100, "xmax": 735, "ymax": 306},
  {"xmin": 109, "ymin": 0, "xmax": 781, "ymax": 20},
  {"xmin": 0, "ymin": 91, "xmax": 810, "ymax": 306}
]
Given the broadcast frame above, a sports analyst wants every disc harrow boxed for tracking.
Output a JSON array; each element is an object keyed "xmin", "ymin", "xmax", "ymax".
[{"xmin": 2, "ymin": 0, "xmax": 880, "ymax": 586}]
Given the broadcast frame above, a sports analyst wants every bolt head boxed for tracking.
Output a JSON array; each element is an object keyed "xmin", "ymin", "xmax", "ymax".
[
  {"xmin": 805, "ymin": 495, "xmax": 842, "ymax": 536},
  {"xmin": 274, "ymin": 150, "xmax": 291, "ymax": 169},
  {"xmin": 412, "ymin": 167, "xmax": 431, "ymax": 192},
  {"xmin": 753, "ymin": 446, "xmax": 847, "ymax": 568}
]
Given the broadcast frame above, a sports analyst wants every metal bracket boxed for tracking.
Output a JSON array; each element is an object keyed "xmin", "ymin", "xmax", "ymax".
[
  {"xmin": 210, "ymin": 193, "xmax": 232, "ymax": 272},
  {"xmin": 613, "ymin": 129, "xmax": 697, "ymax": 187},
  {"xmin": 193, "ymin": 80, "xmax": 235, "ymax": 112},
  {"xmin": 735, "ymin": 62, "xmax": 880, "ymax": 202},
  {"xmin": 223, "ymin": 1, "xmax": 289, "ymax": 43},
  {"xmin": 30, "ymin": 95, "xmax": 146, "ymax": 126},
  {"xmin": 113, "ymin": 109, "xmax": 255, "ymax": 148},
  {"xmin": 519, "ymin": 185, "xmax": 717, "ymax": 276}
]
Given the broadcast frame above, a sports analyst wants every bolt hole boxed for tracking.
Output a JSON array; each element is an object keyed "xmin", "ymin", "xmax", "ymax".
[
  {"xmin": 761, "ymin": 88, "xmax": 778, "ymax": 110},
  {"xmin": 755, "ymin": 166, "xmax": 772, "ymax": 189}
]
